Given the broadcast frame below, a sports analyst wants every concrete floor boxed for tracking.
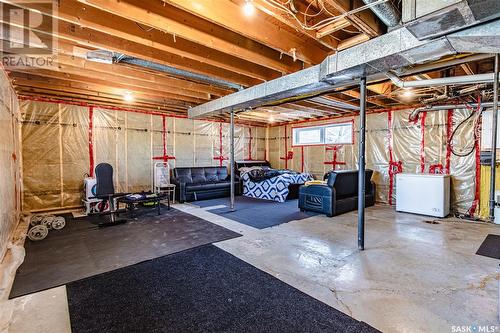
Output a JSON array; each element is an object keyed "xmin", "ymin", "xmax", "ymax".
[{"xmin": 2, "ymin": 204, "xmax": 499, "ymax": 333}]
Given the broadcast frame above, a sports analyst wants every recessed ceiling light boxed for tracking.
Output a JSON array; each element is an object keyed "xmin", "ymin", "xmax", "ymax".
[
  {"xmin": 269, "ymin": 115, "xmax": 275, "ymax": 122},
  {"xmin": 243, "ymin": 0, "xmax": 255, "ymax": 16}
]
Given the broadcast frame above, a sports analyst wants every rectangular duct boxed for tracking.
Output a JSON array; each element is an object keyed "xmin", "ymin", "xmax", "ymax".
[{"xmin": 404, "ymin": 0, "xmax": 500, "ymax": 40}]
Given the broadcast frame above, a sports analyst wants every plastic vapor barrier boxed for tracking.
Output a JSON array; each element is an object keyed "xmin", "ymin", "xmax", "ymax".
[
  {"xmin": 270, "ymin": 107, "xmax": 479, "ymax": 216},
  {"xmin": 20, "ymin": 100, "xmax": 266, "ymax": 212},
  {"xmin": 0, "ymin": 69, "xmax": 21, "ymax": 260}
]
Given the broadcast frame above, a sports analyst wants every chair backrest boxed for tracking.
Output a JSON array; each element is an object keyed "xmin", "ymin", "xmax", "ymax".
[
  {"xmin": 95, "ymin": 163, "xmax": 115, "ymax": 196},
  {"xmin": 325, "ymin": 170, "xmax": 374, "ymax": 199}
]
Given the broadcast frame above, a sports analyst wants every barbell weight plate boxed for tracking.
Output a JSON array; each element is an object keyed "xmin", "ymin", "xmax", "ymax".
[
  {"xmin": 27, "ymin": 225, "xmax": 48, "ymax": 241},
  {"xmin": 30, "ymin": 215, "xmax": 44, "ymax": 226},
  {"xmin": 51, "ymin": 217, "xmax": 66, "ymax": 230}
]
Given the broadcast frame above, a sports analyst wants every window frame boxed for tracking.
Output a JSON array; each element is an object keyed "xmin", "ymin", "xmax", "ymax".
[{"xmin": 291, "ymin": 120, "xmax": 354, "ymax": 147}]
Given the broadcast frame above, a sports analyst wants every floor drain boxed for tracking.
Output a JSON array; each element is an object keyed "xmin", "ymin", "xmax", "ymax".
[{"xmin": 424, "ymin": 220, "xmax": 440, "ymax": 224}]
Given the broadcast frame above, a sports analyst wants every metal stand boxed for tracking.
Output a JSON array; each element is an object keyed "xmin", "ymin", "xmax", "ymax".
[
  {"xmin": 358, "ymin": 77, "xmax": 367, "ymax": 250},
  {"xmin": 230, "ymin": 110, "xmax": 235, "ymax": 211},
  {"xmin": 489, "ymin": 54, "xmax": 499, "ymax": 220}
]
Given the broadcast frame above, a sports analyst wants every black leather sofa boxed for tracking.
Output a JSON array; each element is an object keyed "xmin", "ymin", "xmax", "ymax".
[
  {"xmin": 171, "ymin": 166, "xmax": 239, "ymax": 203},
  {"xmin": 298, "ymin": 170, "xmax": 376, "ymax": 217}
]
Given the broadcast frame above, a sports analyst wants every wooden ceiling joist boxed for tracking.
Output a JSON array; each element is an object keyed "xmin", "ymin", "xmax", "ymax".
[{"xmin": 66, "ymin": 0, "xmax": 311, "ymax": 71}]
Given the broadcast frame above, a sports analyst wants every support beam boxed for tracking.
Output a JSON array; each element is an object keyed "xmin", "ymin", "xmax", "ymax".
[
  {"xmin": 163, "ymin": 0, "xmax": 328, "ymax": 64},
  {"xmin": 322, "ymin": 0, "xmax": 383, "ymax": 37},
  {"xmin": 78, "ymin": 0, "xmax": 325, "ymax": 65},
  {"xmin": 489, "ymin": 54, "xmax": 499, "ymax": 220},
  {"xmin": 358, "ymin": 77, "xmax": 367, "ymax": 251},
  {"xmin": 230, "ymin": 110, "xmax": 235, "ymax": 211}
]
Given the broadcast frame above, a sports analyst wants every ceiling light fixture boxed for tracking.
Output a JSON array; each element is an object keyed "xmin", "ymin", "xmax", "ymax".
[
  {"xmin": 243, "ymin": 0, "xmax": 255, "ymax": 16},
  {"xmin": 401, "ymin": 88, "xmax": 414, "ymax": 99},
  {"xmin": 269, "ymin": 115, "xmax": 275, "ymax": 123},
  {"xmin": 123, "ymin": 91, "xmax": 134, "ymax": 102}
]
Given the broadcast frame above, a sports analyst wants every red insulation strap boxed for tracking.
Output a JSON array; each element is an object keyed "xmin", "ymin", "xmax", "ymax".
[
  {"xmin": 301, "ymin": 146, "xmax": 304, "ymax": 173},
  {"xmin": 213, "ymin": 122, "xmax": 227, "ymax": 166},
  {"xmin": 88, "ymin": 106, "xmax": 94, "ymax": 177},
  {"xmin": 279, "ymin": 125, "xmax": 292, "ymax": 168},
  {"xmin": 419, "ymin": 111, "xmax": 427, "ymax": 173},
  {"xmin": 247, "ymin": 127, "xmax": 253, "ymax": 160},
  {"xmin": 324, "ymin": 145, "xmax": 346, "ymax": 170},
  {"xmin": 469, "ymin": 115, "xmax": 482, "ymax": 216},
  {"xmin": 445, "ymin": 110, "xmax": 454, "ymax": 174},
  {"xmin": 429, "ymin": 164, "xmax": 444, "ymax": 174},
  {"xmin": 466, "ymin": 96, "xmax": 482, "ymax": 216},
  {"xmin": 162, "ymin": 115, "xmax": 167, "ymax": 159},
  {"xmin": 152, "ymin": 115, "xmax": 176, "ymax": 162},
  {"xmin": 284, "ymin": 125, "xmax": 288, "ymax": 169},
  {"xmin": 387, "ymin": 111, "xmax": 394, "ymax": 205}
]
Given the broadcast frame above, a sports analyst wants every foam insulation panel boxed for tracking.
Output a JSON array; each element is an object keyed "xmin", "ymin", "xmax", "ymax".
[
  {"xmin": 0, "ymin": 70, "xmax": 21, "ymax": 260},
  {"xmin": 20, "ymin": 100, "xmax": 266, "ymax": 212}
]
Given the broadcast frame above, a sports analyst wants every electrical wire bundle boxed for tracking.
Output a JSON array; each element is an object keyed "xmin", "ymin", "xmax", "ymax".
[
  {"xmin": 448, "ymin": 95, "xmax": 482, "ymax": 157},
  {"xmin": 261, "ymin": 0, "xmax": 391, "ymax": 33}
]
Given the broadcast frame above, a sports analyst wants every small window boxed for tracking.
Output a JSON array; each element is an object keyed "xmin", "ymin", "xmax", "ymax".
[{"xmin": 292, "ymin": 122, "xmax": 353, "ymax": 146}]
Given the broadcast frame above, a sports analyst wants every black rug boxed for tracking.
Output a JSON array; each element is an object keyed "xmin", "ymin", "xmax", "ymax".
[
  {"xmin": 10, "ymin": 207, "xmax": 240, "ymax": 298},
  {"xmin": 67, "ymin": 245, "xmax": 379, "ymax": 333},
  {"xmin": 476, "ymin": 234, "xmax": 500, "ymax": 259},
  {"xmin": 194, "ymin": 196, "xmax": 317, "ymax": 229}
]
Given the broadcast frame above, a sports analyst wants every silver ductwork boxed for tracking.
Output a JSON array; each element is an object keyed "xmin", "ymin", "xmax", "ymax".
[
  {"xmin": 362, "ymin": 0, "xmax": 400, "ymax": 27},
  {"xmin": 188, "ymin": 19, "xmax": 500, "ymax": 119},
  {"xmin": 404, "ymin": 0, "xmax": 500, "ymax": 40},
  {"xmin": 114, "ymin": 55, "xmax": 243, "ymax": 91}
]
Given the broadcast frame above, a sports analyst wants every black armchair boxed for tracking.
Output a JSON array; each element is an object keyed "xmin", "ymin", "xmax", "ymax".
[{"xmin": 298, "ymin": 170, "xmax": 376, "ymax": 217}]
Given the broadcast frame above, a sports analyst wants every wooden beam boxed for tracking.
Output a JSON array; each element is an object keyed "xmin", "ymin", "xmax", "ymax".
[
  {"xmin": 337, "ymin": 33, "xmax": 370, "ymax": 51},
  {"xmin": 33, "ymin": 1, "xmax": 283, "ymax": 80},
  {"xmin": 0, "ymin": 16, "xmax": 261, "ymax": 87},
  {"xmin": 161, "ymin": 0, "xmax": 328, "ymax": 63},
  {"xmin": 322, "ymin": 0, "xmax": 384, "ymax": 37},
  {"xmin": 55, "ymin": 51, "xmax": 231, "ymax": 97},
  {"xmin": 251, "ymin": 0, "xmax": 340, "ymax": 51},
  {"xmin": 72, "ymin": 0, "xmax": 320, "ymax": 67},
  {"xmin": 16, "ymin": 89, "xmax": 188, "ymax": 114},
  {"xmin": 316, "ymin": 20, "xmax": 352, "ymax": 39},
  {"xmin": 10, "ymin": 73, "xmax": 206, "ymax": 104},
  {"xmin": 13, "ymin": 62, "xmax": 211, "ymax": 100}
]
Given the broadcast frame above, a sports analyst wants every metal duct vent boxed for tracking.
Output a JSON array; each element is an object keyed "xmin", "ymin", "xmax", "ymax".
[
  {"xmin": 86, "ymin": 50, "xmax": 114, "ymax": 64},
  {"xmin": 405, "ymin": 0, "xmax": 500, "ymax": 40}
]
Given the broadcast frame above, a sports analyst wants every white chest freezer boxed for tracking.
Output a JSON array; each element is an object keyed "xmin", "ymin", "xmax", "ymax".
[{"xmin": 395, "ymin": 173, "xmax": 450, "ymax": 217}]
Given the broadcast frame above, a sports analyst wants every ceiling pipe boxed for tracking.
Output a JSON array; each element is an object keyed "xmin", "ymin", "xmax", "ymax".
[
  {"xmin": 361, "ymin": 0, "xmax": 400, "ymax": 27},
  {"xmin": 386, "ymin": 71, "xmax": 500, "ymax": 89},
  {"xmin": 420, "ymin": 84, "xmax": 487, "ymax": 104},
  {"xmin": 398, "ymin": 54, "xmax": 493, "ymax": 77},
  {"xmin": 408, "ymin": 101, "xmax": 500, "ymax": 121},
  {"xmin": 114, "ymin": 55, "xmax": 243, "ymax": 91}
]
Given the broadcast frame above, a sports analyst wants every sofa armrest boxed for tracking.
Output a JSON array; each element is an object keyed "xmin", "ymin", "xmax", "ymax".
[{"xmin": 171, "ymin": 178, "xmax": 186, "ymax": 203}]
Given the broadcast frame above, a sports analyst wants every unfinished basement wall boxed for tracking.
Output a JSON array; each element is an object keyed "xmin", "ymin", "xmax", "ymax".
[
  {"xmin": 0, "ymin": 69, "xmax": 21, "ymax": 260},
  {"xmin": 20, "ymin": 99, "xmax": 266, "ymax": 212},
  {"xmin": 268, "ymin": 108, "xmax": 479, "ymax": 215}
]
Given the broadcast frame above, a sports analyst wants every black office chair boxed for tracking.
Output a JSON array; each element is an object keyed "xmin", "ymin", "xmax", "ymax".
[{"xmin": 95, "ymin": 163, "xmax": 128, "ymax": 227}]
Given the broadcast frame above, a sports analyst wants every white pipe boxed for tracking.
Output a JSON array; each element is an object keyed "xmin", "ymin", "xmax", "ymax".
[
  {"xmin": 386, "ymin": 72, "xmax": 500, "ymax": 88},
  {"xmin": 399, "ymin": 54, "xmax": 493, "ymax": 76}
]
